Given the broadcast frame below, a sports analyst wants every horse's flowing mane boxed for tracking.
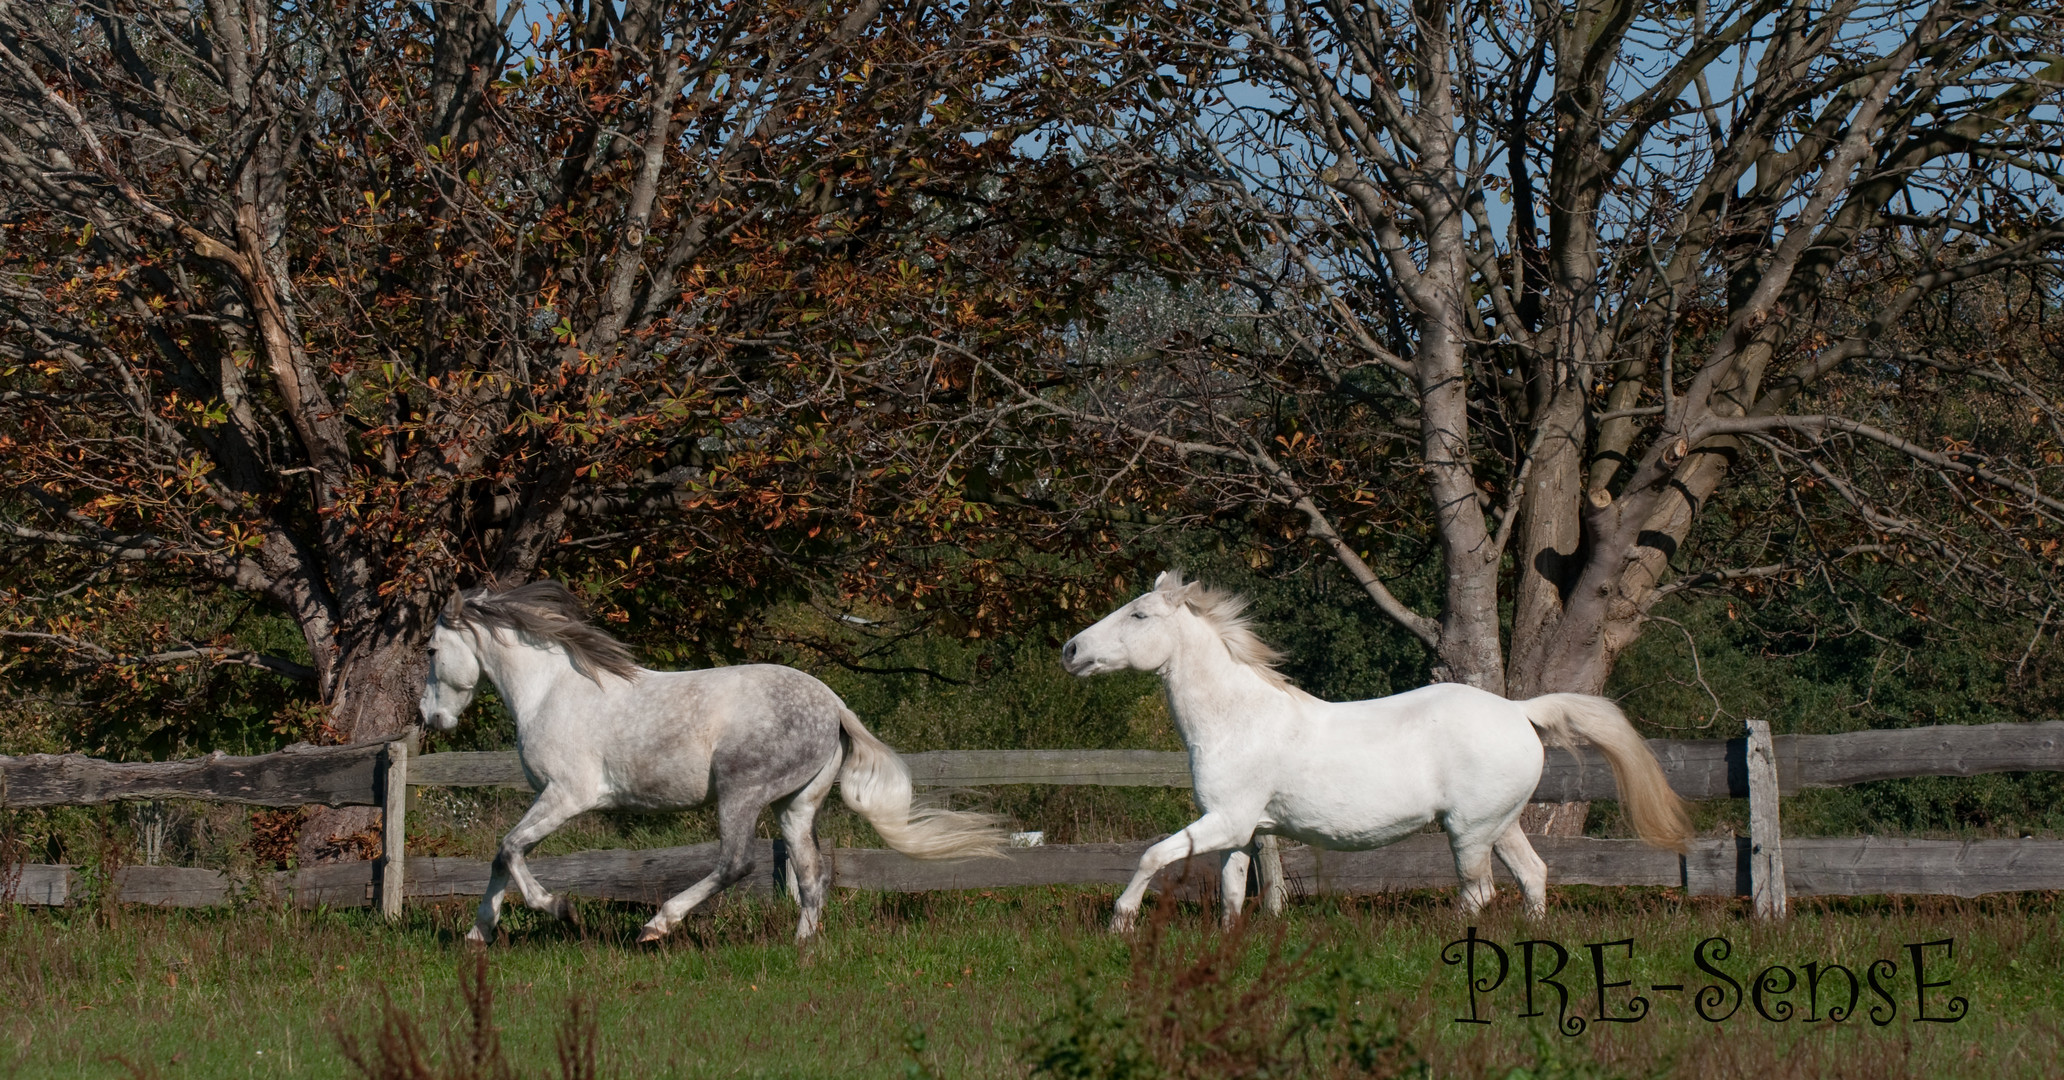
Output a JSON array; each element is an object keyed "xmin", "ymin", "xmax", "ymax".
[
  {"xmin": 443, "ymin": 580, "xmax": 642, "ymax": 682},
  {"xmin": 1158, "ymin": 572, "xmax": 1312, "ymax": 698}
]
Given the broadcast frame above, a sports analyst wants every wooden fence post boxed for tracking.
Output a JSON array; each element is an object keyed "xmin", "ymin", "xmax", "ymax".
[
  {"xmin": 1744, "ymin": 718, "xmax": 1787, "ymax": 920},
  {"xmin": 379, "ymin": 739, "xmax": 408, "ymax": 920}
]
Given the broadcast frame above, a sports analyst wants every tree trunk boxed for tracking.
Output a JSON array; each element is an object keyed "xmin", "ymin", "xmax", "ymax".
[
  {"xmin": 1508, "ymin": 630, "xmax": 1612, "ymax": 837},
  {"xmin": 328, "ymin": 630, "xmax": 435, "ymax": 745},
  {"xmin": 296, "ymin": 608, "xmax": 436, "ymax": 864}
]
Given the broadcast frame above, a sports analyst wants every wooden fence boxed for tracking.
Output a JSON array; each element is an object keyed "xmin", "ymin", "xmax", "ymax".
[{"xmin": 4, "ymin": 720, "xmax": 2064, "ymax": 919}]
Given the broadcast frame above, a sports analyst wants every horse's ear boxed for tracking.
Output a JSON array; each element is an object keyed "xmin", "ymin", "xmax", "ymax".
[
  {"xmin": 1152, "ymin": 570, "xmax": 1184, "ymax": 593},
  {"xmin": 442, "ymin": 590, "xmax": 465, "ymax": 624}
]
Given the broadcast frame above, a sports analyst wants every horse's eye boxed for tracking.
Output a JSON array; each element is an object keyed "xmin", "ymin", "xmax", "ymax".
[{"xmin": 1131, "ymin": 611, "xmax": 1149, "ymax": 620}]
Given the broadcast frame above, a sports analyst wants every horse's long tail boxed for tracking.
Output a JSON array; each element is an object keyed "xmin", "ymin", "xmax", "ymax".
[
  {"xmin": 1521, "ymin": 693, "xmax": 1692, "ymax": 854},
  {"xmin": 835, "ymin": 708, "xmax": 1007, "ymax": 859}
]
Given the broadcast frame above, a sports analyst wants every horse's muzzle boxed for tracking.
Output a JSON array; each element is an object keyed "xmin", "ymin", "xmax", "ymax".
[{"xmin": 1060, "ymin": 637, "xmax": 1094, "ymax": 676}]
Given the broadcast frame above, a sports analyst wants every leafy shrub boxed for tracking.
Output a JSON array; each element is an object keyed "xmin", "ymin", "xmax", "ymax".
[
  {"xmin": 1026, "ymin": 896, "xmax": 1427, "ymax": 1080},
  {"xmin": 336, "ymin": 953, "xmax": 599, "ymax": 1080}
]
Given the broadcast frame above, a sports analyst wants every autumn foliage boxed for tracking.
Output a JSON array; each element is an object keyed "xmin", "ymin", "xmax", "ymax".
[{"xmin": 0, "ymin": 0, "xmax": 1190, "ymax": 772}]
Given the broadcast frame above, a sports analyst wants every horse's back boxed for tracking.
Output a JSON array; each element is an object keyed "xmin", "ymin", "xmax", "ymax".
[
  {"xmin": 1319, "ymin": 683, "xmax": 1537, "ymax": 750},
  {"xmin": 564, "ymin": 663, "xmax": 847, "ymax": 810},
  {"xmin": 696, "ymin": 663, "xmax": 850, "ymax": 743}
]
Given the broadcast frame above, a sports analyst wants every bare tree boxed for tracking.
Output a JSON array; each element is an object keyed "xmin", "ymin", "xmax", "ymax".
[{"xmin": 945, "ymin": 0, "xmax": 2064, "ymax": 826}]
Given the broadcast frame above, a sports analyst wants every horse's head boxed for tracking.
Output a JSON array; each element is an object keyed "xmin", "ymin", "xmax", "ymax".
[
  {"xmin": 419, "ymin": 598, "xmax": 482, "ymax": 731},
  {"xmin": 1061, "ymin": 570, "xmax": 1199, "ymax": 677}
]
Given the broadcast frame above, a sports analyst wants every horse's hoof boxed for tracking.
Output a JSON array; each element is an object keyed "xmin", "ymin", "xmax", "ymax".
[
  {"xmin": 465, "ymin": 926, "xmax": 492, "ymax": 947},
  {"xmin": 636, "ymin": 925, "xmax": 667, "ymax": 945},
  {"xmin": 553, "ymin": 897, "xmax": 579, "ymax": 924}
]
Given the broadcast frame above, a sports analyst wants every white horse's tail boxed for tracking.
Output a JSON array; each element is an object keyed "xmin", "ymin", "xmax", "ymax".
[
  {"xmin": 836, "ymin": 708, "xmax": 1007, "ymax": 860},
  {"xmin": 1521, "ymin": 693, "xmax": 1692, "ymax": 854}
]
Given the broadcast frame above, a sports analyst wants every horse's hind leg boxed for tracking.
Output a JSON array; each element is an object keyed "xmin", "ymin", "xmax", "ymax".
[
  {"xmin": 469, "ymin": 784, "xmax": 589, "ymax": 944},
  {"xmin": 639, "ymin": 789, "xmax": 764, "ymax": 943},
  {"xmin": 1446, "ymin": 828, "xmax": 1501, "ymax": 918},
  {"xmin": 1493, "ymin": 823, "xmax": 1548, "ymax": 918},
  {"xmin": 776, "ymin": 752, "xmax": 840, "ymax": 943}
]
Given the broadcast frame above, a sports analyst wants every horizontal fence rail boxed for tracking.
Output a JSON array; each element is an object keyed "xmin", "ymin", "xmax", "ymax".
[
  {"xmin": 0, "ymin": 741, "xmax": 390, "ymax": 808},
  {"xmin": 401, "ymin": 721, "xmax": 2064, "ymax": 798},
  {"xmin": 16, "ymin": 834, "xmax": 2064, "ymax": 910},
  {"xmin": 5, "ymin": 720, "xmax": 2064, "ymax": 914},
  {"xmin": 10, "ymin": 722, "xmax": 2061, "ymax": 808}
]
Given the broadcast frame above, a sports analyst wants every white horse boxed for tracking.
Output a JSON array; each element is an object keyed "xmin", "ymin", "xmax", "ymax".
[
  {"xmin": 418, "ymin": 581, "xmax": 1004, "ymax": 944},
  {"xmin": 1063, "ymin": 572, "xmax": 1691, "ymax": 931}
]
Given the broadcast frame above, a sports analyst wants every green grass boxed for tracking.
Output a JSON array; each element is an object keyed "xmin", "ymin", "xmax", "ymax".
[{"xmin": 3, "ymin": 886, "xmax": 2060, "ymax": 1079}]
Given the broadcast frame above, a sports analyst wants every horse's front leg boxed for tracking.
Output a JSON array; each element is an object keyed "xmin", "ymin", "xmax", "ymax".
[
  {"xmin": 1219, "ymin": 845, "xmax": 1253, "ymax": 931},
  {"xmin": 469, "ymin": 784, "xmax": 591, "ymax": 944},
  {"xmin": 1111, "ymin": 812, "xmax": 1253, "ymax": 933}
]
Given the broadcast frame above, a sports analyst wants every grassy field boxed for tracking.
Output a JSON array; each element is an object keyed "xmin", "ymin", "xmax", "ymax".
[{"xmin": 2, "ymin": 884, "xmax": 2060, "ymax": 1080}]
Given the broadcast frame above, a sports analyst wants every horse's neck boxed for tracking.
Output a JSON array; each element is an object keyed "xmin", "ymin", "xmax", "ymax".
[
  {"xmin": 474, "ymin": 638, "xmax": 581, "ymax": 728},
  {"xmin": 1160, "ymin": 623, "xmax": 1288, "ymax": 749}
]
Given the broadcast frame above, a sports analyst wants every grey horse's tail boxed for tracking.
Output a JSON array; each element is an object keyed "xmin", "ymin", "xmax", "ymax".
[
  {"xmin": 835, "ymin": 708, "xmax": 1007, "ymax": 859},
  {"xmin": 1521, "ymin": 693, "xmax": 1693, "ymax": 854}
]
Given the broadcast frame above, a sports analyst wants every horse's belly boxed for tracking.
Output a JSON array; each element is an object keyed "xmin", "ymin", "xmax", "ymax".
[
  {"xmin": 601, "ymin": 770, "xmax": 711, "ymax": 811},
  {"xmin": 1266, "ymin": 814, "xmax": 1431, "ymax": 850},
  {"xmin": 589, "ymin": 743, "xmax": 716, "ymax": 810},
  {"xmin": 1261, "ymin": 786, "xmax": 1437, "ymax": 849}
]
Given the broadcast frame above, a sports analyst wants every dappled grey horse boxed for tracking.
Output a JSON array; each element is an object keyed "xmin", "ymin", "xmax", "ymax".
[{"xmin": 418, "ymin": 581, "xmax": 1004, "ymax": 943}]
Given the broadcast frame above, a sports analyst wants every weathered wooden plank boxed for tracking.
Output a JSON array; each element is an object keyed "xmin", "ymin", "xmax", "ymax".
[
  {"xmin": 1782, "ymin": 837, "xmax": 2064, "ymax": 897},
  {"xmin": 406, "ymin": 751, "xmax": 532, "ymax": 790},
  {"xmin": 1535, "ymin": 741, "xmax": 1739, "ymax": 802},
  {"xmin": 114, "ymin": 866, "xmax": 235, "ymax": 908},
  {"xmin": 907, "ymin": 750, "xmax": 1194, "ymax": 788},
  {"xmin": 1685, "ymin": 838, "xmax": 1751, "ymax": 897},
  {"xmin": 405, "ymin": 749, "xmax": 1199, "ymax": 791},
  {"xmin": 7, "ymin": 864, "xmax": 72, "ymax": 905},
  {"xmin": 1529, "ymin": 837, "xmax": 1687, "ymax": 887},
  {"xmin": 12, "ymin": 836, "xmax": 2064, "ymax": 907},
  {"xmin": 407, "ymin": 842, "xmax": 781, "ymax": 904},
  {"xmin": 1507, "ymin": 722, "xmax": 2064, "ymax": 802},
  {"xmin": 1289, "ymin": 835, "xmax": 1460, "ymax": 891},
  {"xmin": 1781, "ymin": 722, "xmax": 2064, "ymax": 792},
  {"xmin": 379, "ymin": 741, "xmax": 407, "ymax": 920},
  {"xmin": 402, "ymin": 724, "xmax": 2064, "ymax": 801},
  {"xmin": 68, "ymin": 863, "xmax": 375, "ymax": 909},
  {"xmin": 4, "ymin": 863, "xmax": 379, "ymax": 909},
  {"xmin": 833, "ymin": 842, "xmax": 1155, "ymax": 892},
  {"xmin": 1277, "ymin": 835, "xmax": 1684, "ymax": 893},
  {"xmin": 0, "ymin": 741, "xmax": 391, "ymax": 808},
  {"xmin": 281, "ymin": 861, "xmax": 380, "ymax": 907},
  {"xmin": 10, "ymin": 722, "xmax": 2059, "ymax": 818},
  {"xmin": 829, "ymin": 835, "xmax": 1687, "ymax": 896},
  {"xmin": 1746, "ymin": 720, "xmax": 1788, "ymax": 919},
  {"xmin": 405, "ymin": 855, "xmax": 495, "ymax": 899}
]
